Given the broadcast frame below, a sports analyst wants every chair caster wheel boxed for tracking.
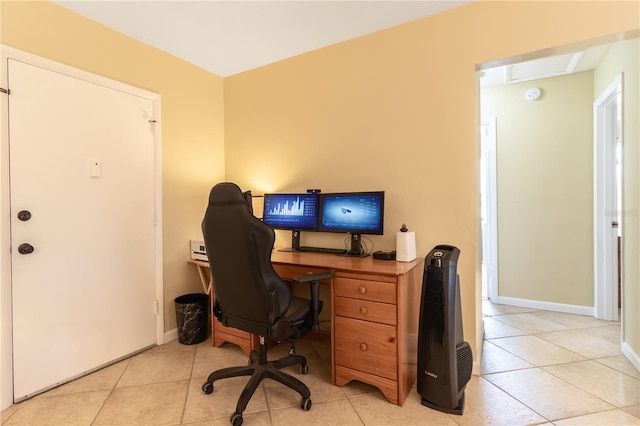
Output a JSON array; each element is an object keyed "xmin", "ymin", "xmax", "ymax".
[
  {"xmin": 300, "ymin": 396, "xmax": 312, "ymax": 411},
  {"xmin": 230, "ymin": 412, "xmax": 243, "ymax": 426},
  {"xmin": 299, "ymin": 363, "xmax": 309, "ymax": 374},
  {"xmin": 202, "ymin": 382, "xmax": 214, "ymax": 394}
]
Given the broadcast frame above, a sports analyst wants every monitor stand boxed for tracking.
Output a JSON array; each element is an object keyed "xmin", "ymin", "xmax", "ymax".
[
  {"xmin": 278, "ymin": 230, "xmax": 301, "ymax": 252},
  {"xmin": 339, "ymin": 233, "xmax": 368, "ymax": 258}
]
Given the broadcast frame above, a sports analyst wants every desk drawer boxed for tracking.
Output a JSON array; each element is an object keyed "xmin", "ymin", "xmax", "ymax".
[
  {"xmin": 334, "ymin": 316, "xmax": 397, "ymax": 380},
  {"xmin": 334, "ymin": 296, "xmax": 396, "ymax": 325},
  {"xmin": 334, "ymin": 277, "xmax": 396, "ymax": 304}
]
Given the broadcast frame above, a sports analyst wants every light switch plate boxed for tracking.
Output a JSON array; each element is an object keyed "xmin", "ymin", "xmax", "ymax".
[{"xmin": 90, "ymin": 160, "xmax": 102, "ymax": 178}]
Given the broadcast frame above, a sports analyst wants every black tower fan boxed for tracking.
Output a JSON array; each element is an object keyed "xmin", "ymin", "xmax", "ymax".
[{"xmin": 417, "ymin": 245, "xmax": 473, "ymax": 415}]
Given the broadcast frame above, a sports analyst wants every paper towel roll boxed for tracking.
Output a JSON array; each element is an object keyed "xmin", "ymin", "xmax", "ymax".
[{"xmin": 396, "ymin": 231, "xmax": 416, "ymax": 262}]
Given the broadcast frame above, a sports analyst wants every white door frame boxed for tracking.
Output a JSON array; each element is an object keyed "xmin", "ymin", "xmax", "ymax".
[
  {"xmin": 593, "ymin": 73, "xmax": 622, "ymax": 321},
  {"xmin": 0, "ymin": 46, "xmax": 164, "ymax": 408},
  {"xmin": 480, "ymin": 117, "xmax": 498, "ymax": 302}
]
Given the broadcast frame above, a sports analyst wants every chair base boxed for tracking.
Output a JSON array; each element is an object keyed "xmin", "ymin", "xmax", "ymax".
[{"xmin": 202, "ymin": 337, "xmax": 312, "ymax": 425}]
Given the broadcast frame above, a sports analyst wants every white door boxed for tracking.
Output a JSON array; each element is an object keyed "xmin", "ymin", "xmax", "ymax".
[
  {"xmin": 9, "ymin": 59, "xmax": 157, "ymax": 400},
  {"xmin": 480, "ymin": 117, "xmax": 498, "ymax": 302},
  {"xmin": 593, "ymin": 74, "xmax": 622, "ymax": 321}
]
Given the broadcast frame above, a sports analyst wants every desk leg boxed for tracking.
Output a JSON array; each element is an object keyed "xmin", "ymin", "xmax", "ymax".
[{"xmin": 194, "ymin": 264, "xmax": 212, "ymax": 295}]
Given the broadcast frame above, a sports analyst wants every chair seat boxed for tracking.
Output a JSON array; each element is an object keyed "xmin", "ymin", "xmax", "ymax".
[
  {"xmin": 285, "ymin": 296, "xmax": 319, "ymax": 323},
  {"xmin": 277, "ymin": 297, "xmax": 324, "ymax": 341}
]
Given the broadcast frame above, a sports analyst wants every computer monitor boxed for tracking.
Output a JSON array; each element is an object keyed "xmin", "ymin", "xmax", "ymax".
[
  {"xmin": 262, "ymin": 192, "xmax": 319, "ymax": 250},
  {"xmin": 318, "ymin": 191, "xmax": 384, "ymax": 256}
]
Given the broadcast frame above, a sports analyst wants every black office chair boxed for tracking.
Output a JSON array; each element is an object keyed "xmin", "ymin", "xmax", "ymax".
[{"xmin": 201, "ymin": 182, "xmax": 331, "ymax": 426}]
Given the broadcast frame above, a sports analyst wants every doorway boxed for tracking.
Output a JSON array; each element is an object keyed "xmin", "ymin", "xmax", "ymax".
[
  {"xmin": 480, "ymin": 55, "xmax": 607, "ymax": 317},
  {"xmin": 3, "ymin": 48, "xmax": 164, "ymax": 402}
]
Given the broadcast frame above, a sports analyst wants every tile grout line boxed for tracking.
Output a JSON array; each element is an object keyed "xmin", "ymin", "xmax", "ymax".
[
  {"xmin": 481, "ymin": 313, "xmax": 553, "ymax": 423},
  {"xmin": 178, "ymin": 346, "xmax": 199, "ymax": 425},
  {"xmin": 90, "ymin": 357, "xmax": 131, "ymax": 426}
]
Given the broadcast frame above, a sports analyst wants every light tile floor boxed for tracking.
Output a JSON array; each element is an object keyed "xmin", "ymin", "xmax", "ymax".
[{"xmin": 2, "ymin": 301, "xmax": 639, "ymax": 425}]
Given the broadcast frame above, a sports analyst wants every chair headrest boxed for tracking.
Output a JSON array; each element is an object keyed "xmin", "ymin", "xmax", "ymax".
[{"xmin": 209, "ymin": 182, "xmax": 251, "ymax": 208}]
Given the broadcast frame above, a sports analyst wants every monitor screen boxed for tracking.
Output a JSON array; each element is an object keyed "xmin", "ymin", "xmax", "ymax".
[
  {"xmin": 318, "ymin": 191, "xmax": 384, "ymax": 235},
  {"xmin": 262, "ymin": 193, "xmax": 319, "ymax": 230}
]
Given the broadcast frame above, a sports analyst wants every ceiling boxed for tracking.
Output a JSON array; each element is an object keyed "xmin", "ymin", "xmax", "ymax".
[
  {"xmin": 53, "ymin": 1, "xmax": 611, "ymax": 82},
  {"xmin": 480, "ymin": 44, "xmax": 612, "ymax": 87},
  {"xmin": 54, "ymin": 1, "xmax": 473, "ymax": 77}
]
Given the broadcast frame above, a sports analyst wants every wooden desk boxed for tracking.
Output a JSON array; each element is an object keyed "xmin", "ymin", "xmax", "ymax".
[{"xmin": 188, "ymin": 251, "xmax": 423, "ymax": 406}]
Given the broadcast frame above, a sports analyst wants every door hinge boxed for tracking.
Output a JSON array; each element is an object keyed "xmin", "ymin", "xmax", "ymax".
[
  {"xmin": 0, "ymin": 87, "xmax": 10, "ymax": 95},
  {"xmin": 154, "ymin": 300, "xmax": 159, "ymax": 315},
  {"xmin": 148, "ymin": 119, "xmax": 157, "ymax": 135}
]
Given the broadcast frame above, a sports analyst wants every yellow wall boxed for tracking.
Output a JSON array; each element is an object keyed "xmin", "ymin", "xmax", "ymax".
[
  {"xmin": 594, "ymin": 38, "xmax": 640, "ymax": 358},
  {"xmin": 1, "ymin": 0, "xmax": 639, "ymax": 368},
  {"xmin": 482, "ymin": 71, "xmax": 595, "ymax": 307},
  {"xmin": 224, "ymin": 0, "xmax": 640, "ymax": 358},
  {"xmin": 0, "ymin": 0, "xmax": 226, "ymax": 331}
]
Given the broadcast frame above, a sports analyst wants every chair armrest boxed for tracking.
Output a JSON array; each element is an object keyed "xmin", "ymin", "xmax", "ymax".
[{"xmin": 293, "ymin": 272, "xmax": 332, "ymax": 330}]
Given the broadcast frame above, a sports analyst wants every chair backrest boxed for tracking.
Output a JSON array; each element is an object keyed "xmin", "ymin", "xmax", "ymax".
[{"xmin": 202, "ymin": 182, "xmax": 292, "ymax": 336}]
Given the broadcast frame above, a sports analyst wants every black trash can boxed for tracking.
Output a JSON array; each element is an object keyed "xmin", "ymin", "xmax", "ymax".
[{"xmin": 174, "ymin": 293, "xmax": 209, "ymax": 344}]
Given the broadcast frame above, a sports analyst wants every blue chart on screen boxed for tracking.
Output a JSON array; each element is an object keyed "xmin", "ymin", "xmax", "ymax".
[{"xmin": 263, "ymin": 193, "xmax": 318, "ymax": 230}]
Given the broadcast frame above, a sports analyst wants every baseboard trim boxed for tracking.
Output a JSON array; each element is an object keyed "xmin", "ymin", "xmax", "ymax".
[
  {"xmin": 164, "ymin": 328, "xmax": 178, "ymax": 343},
  {"xmin": 474, "ymin": 316, "xmax": 485, "ymax": 369},
  {"xmin": 493, "ymin": 296, "xmax": 594, "ymax": 316},
  {"xmin": 622, "ymin": 342, "xmax": 640, "ymax": 373}
]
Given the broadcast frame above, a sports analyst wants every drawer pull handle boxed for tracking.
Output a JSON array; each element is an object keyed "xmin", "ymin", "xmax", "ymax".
[
  {"xmin": 389, "ymin": 337, "xmax": 396, "ymax": 343},
  {"xmin": 359, "ymin": 306, "xmax": 367, "ymax": 315},
  {"xmin": 360, "ymin": 343, "xmax": 367, "ymax": 351},
  {"xmin": 359, "ymin": 286, "xmax": 367, "ymax": 294}
]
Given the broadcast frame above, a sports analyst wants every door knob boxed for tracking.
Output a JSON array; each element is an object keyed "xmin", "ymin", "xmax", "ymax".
[
  {"xmin": 18, "ymin": 243, "xmax": 34, "ymax": 255},
  {"xmin": 17, "ymin": 210, "xmax": 32, "ymax": 221}
]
